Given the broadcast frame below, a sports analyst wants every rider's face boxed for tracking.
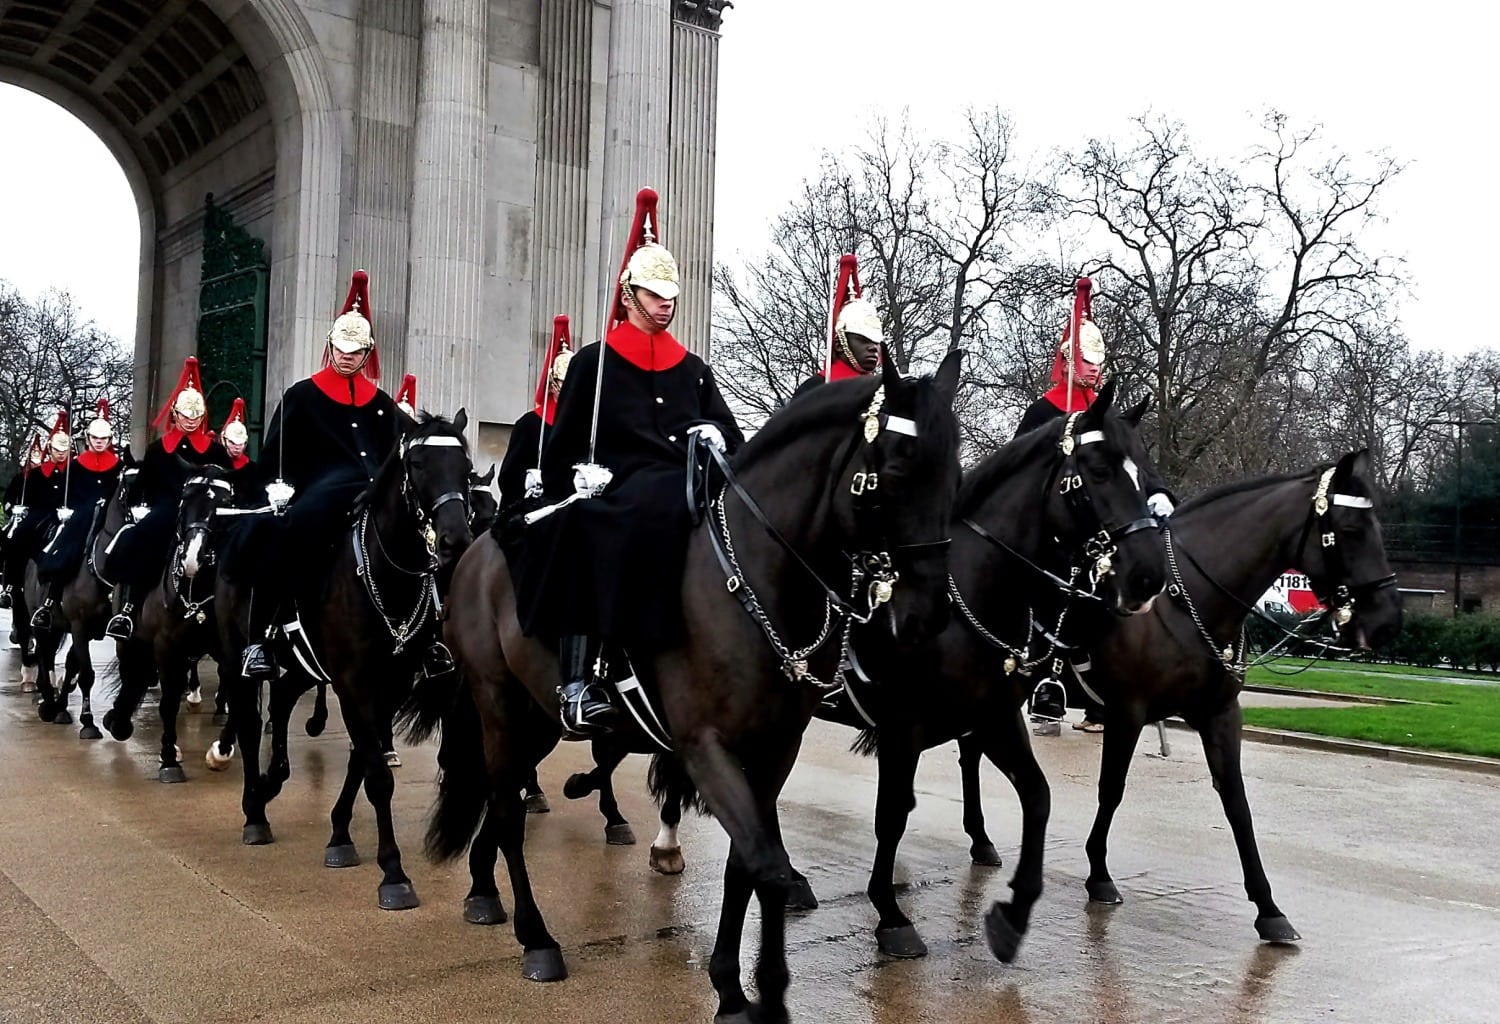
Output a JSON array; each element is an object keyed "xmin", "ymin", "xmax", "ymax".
[
  {"xmin": 224, "ymin": 438, "xmax": 246, "ymax": 459},
  {"xmin": 330, "ymin": 347, "xmax": 369, "ymax": 377},
  {"xmin": 87, "ymin": 434, "xmax": 111, "ymax": 454},
  {"xmin": 627, "ymin": 287, "xmax": 675, "ymax": 334},
  {"xmin": 175, "ymin": 411, "xmax": 204, "ymax": 434},
  {"xmin": 845, "ymin": 331, "xmax": 881, "ymax": 373}
]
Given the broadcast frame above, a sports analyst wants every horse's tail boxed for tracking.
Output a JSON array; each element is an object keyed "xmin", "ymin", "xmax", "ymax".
[
  {"xmin": 424, "ymin": 679, "xmax": 489, "ymax": 863},
  {"xmin": 850, "ymin": 727, "xmax": 879, "ymax": 758},
  {"xmin": 647, "ymin": 752, "xmax": 711, "ymax": 817},
  {"xmin": 394, "ymin": 662, "xmax": 458, "ymax": 745}
]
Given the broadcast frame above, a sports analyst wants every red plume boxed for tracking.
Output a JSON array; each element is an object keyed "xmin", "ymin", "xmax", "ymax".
[
  {"xmin": 396, "ymin": 374, "xmax": 417, "ymax": 411},
  {"xmin": 220, "ymin": 397, "xmax": 247, "ymax": 435},
  {"xmin": 47, "ymin": 407, "xmax": 70, "ymax": 437},
  {"xmin": 534, "ymin": 315, "xmax": 573, "ymax": 424},
  {"xmin": 95, "ymin": 397, "xmax": 110, "ymax": 423},
  {"xmin": 151, "ymin": 357, "xmax": 207, "ymax": 432},
  {"xmin": 322, "ymin": 269, "xmax": 380, "ymax": 380},
  {"xmin": 825, "ymin": 254, "xmax": 875, "ymax": 381},
  {"xmin": 609, "ymin": 188, "xmax": 662, "ymax": 329}
]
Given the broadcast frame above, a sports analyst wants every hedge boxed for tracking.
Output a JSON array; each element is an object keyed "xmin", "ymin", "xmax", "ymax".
[{"xmin": 1247, "ymin": 608, "xmax": 1500, "ymax": 673}]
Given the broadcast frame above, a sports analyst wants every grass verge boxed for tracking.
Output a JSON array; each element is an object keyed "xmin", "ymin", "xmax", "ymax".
[{"xmin": 1243, "ymin": 666, "xmax": 1500, "ymax": 759}]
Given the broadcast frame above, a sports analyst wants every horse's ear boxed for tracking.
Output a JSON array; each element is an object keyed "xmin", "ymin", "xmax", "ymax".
[
  {"xmin": 880, "ymin": 344, "xmax": 902, "ymax": 392},
  {"xmin": 1123, "ymin": 396, "xmax": 1151, "ymax": 426},
  {"xmin": 453, "ymin": 407, "xmax": 468, "ymax": 434},
  {"xmin": 1089, "ymin": 378, "xmax": 1119, "ymax": 419},
  {"xmin": 122, "ymin": 446, "xmax": 136, "ymax": 467},
  {"xmin": 480, "ymin": 463, "xmax": 496, "ymax": 485},
  {"xmin": 932, "ymin": 350, "xmax": 963, "ymax": 405},
  {"xmin": 1334, "ymin": 448, "xmax": 1372, "ymax": 483}
]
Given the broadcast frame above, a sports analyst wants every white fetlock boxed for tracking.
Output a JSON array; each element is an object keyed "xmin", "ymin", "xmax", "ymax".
[
  {"xmin": 205, "ymin": 741, "xmax": 233, "ymax": 771},
  {"xmin": 20, "ymin": 665, "xmax": 37, "ymax": 693},
  {"xmin": 186, "ymin": 688, "xmax": 202, "ymax": 707}
]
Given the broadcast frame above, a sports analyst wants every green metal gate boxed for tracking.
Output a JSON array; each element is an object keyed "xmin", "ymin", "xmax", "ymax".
[{"xmin": 195, "ymin": 193, "xmax": 269, "ymax": 456}]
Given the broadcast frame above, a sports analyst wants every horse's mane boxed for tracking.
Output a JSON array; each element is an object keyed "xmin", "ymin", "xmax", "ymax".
[
  {"xmin": 958, "ymin": 411, "xmax": 1141, "ymax": 517},
  {"xmin": 1174, "ymin": 465, "xmax": 1328, "ymax": 515}
]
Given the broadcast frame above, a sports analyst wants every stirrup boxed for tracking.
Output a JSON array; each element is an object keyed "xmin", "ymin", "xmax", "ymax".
[
  {"xmin": 558, "ymin": 680, "xmax": 617, "ymax": 736},
  {"xmin": 422, "ymin": 640, "xmax": 456, "ymax": 679},
  {"xmin": 30, "ymin": 600, "xmax": 57, "ymax": 631},
  {"xmin": 105, "ymin": 606, "xmax": 135, "ymax": 641},
  {"xmin": 0, "ymin": 586, "xmax": 11, "ymax": 610},
  {"xmin": 241, "ymin": 642, "xmax": 278, "ymax": 682}
]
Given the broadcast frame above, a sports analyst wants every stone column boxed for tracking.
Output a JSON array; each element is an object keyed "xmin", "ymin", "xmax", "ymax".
[
  {"xmin": 404, "ymin": 0, "xmax": 487, "ymax": 426},
  {"xmin": 601, "ymin": 0, "xmax": 671, "ymax": 304},
  {"xmin": 668, "ymin": 1, "xmax": 728, "ymax": 353},
  {"xmin": 533, "ymin": 0, "xmax": 601, "ymax": 371},
  {"xmin": 350, "ymin": 1, "xmax": 421, "ymax": 381}
]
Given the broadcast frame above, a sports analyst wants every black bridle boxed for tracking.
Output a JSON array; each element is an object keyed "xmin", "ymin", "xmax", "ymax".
[{"xmin": 1294, "ymin": 466, "xmax": 1398, "ymax": 625}]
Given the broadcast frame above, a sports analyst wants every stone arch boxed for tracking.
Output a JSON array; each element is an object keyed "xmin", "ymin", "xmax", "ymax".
[{"xmin": 0, "ymin": 0, "xmax": 341, "ymax": 438}]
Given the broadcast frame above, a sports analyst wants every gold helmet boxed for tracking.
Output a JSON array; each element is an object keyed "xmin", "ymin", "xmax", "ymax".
[
  {"xmin": 221, "ymin": 397, "xmax": 249, "ymax": 447},
  {"xmin": 612, "ymin": 188, "xmax": 680, "ymax": 327},
  {"xmin": 86, "ymin": 398, "xmax": 114, "ymax": 441},
  {"xmin": 329, "ymin": 270, "xmax": 375, "ymax": 354}
]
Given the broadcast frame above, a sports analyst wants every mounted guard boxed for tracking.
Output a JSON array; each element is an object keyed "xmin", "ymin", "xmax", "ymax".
[
  {"xmin": 498, "ymin": 314, "xmax": 572, "ymax": 505},
  {"xmin": 32, "ymin": 399, "xmax": 123, "ymax": 630},
  {"xmin": 219, "ymin": 397, "xmax": 260, "ymax": 507},
  {"xmin": 104, "ymin": 357, "xmax": 232, "ymax": 640},
  {"xmin": 509, "ymin": 186, "xmax": 745, "ymax": 736},
  {"xmin": 1, "ymin": 435, "xmax": 47, "ymax": 610},
  {"xmin": 1, "ymin": 417, "xmax": 69, "ymax": 612},
  {"xmin": 794, "ymin": 253, "xmax": 883, "ymax": 398},
  {"xmin": 234, "ymin": 269, "xmax": 436, "ymax": 683}
]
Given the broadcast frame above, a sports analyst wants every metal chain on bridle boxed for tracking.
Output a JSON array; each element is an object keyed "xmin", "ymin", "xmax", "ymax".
[
  {"xmin": 352, "ymin": 433, "xmax": 469, "ymax": 654},
  {"xmin": 164, "ymin": 476, "xmax": 233, "ymax": 624},
  {"xmin": 705, "ymin": 385, "xmax": 937, "ymax": 689}
]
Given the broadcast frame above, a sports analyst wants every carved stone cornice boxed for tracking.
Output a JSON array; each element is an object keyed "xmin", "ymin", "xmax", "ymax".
[{"xmin": 674, "ymin": 0, "xmax": 732, "ymax": 31}]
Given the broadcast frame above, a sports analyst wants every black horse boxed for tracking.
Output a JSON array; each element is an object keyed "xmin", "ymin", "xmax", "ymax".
[
  {"xmin": 410, "ymin": 355, "xmax": 963, "ymax": 1022},
  {"xmin": 216, "ymin": 412, "xmax": 473, "ymax": 910},
  {"xmin": 24, "ymin": 461, "xmax": 134, "ymax": 735}
]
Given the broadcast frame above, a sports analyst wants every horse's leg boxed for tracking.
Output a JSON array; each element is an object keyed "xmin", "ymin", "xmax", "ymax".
[
  {"xmin": 185, "ymin": 659, "xmax": 203, "ymax": 707},
  {"xmin": 980, "ymin": 709, "xmax": 1051, "ymax": 963},
  {"xmin": 305, "ymin": 680, "xmax": 328, "ymax": 737},
  {"xmin": 74, "ymin": 627, "xmax": 102, "ymax": 740},
  {"xmin": 461, "ymin": 807, "xmax": 508, "ymax": 924},
  {"xmin": 234, "ymin": 677, "xmax": 274, "ymax": 845},
  {"xmin": 1198, "ymin": 701, "xmax": 1300, "ymax": 943},
  {"xmin": 33, "ymin": 629, "xmax": 63, "ymax": 722},
  {"xmin": 260, "ymin": 676, "xmax": 301, "ymax": 801},
  {"xmin": 709, "ymin": 843, "xmax": 756, "ymax": 1019},
  {"xmin": 679, "ymin": 736, "xmax": 792, "ymax": 1024},
  {"xmin": 562, "ymin": 740, "xmax": 633, "ymax": 844},
  {"xmin": 346, "ymin": 708, "xmax": 417, "ymax": 910},
  {"xmin": 102, "ymin": 640, "xmax": 152, "ymax": 742},
  {"xmin": 156, "ymin": 643, "xmax": 188, "ymax": 783},
  {"xmin": 959, "ymin": 731, "xmax": 1002, "ymax": 866},
  {"xmin": 212, "ymin": 670, "xmax": 230, "ymax": 725},
  {"xmin": 649, "ymin": 779, "xmax": 686, "ymax": 875},
  {"xmin": 323, "ymin": 743, "xmax": 366, "ymax": 868},
  {"xmin": 489, "ymin": 785, "xmax": 566, "ymax": 980},
  {"xmin": 522, "ymin": 767, "xmax": 550, "ymax": 814},
  {"xmin": 1084, "ymin": 711, "xmax": 1146, "ymax": 904},
  {"xmin": 866, "ymin": 731, "xmax": 927, "ymax": 958}
]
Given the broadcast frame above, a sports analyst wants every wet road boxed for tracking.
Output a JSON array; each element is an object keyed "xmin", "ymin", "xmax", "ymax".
[{"xmin": 1, "ymin": 630, "xmax": 1496, "ymax": 1023}]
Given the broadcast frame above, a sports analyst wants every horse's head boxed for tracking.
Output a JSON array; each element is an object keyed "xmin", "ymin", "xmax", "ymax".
[
  {"xmin": 1298, "ymin": 449, "xmax": 1401, "ymax": 649},
  {"xmin": 175, "ymin": 462, "xmax": 233, "ymax": 578},
  {"xmin": 816, "ymin": 351, "xmax": 964, "ymax": 648},
  {"xmin": 400, "ymin": 409, "xmax": 475, "ymax": 573},
  {"xmin": 469, "ymin": 464, "xmax": 498, "ymax": 533}
]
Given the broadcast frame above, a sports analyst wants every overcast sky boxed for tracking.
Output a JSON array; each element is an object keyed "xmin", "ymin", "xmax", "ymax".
[{"xmin": 0, "ymin": 0, "xmax": 1494, "ymax": 356}]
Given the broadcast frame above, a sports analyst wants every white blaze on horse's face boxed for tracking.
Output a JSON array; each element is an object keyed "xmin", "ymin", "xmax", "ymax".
[
  {"xmin": 1123, "ymin": 457, "xmax": 1141, "ymax": 493},
  {"xmin": 184, "ymin": 532, "xmax": 205, "ymax": 578}
]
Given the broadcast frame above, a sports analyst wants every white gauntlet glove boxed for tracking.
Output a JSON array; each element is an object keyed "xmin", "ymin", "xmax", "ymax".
[
  {"xmin": 129, "ymin": 504, "xmax": 150, "ymax": 523},
  {"xmin": 55, "ymin": 507, "xmax": 73, "ymax": 524},
  {"xmin": 266, "ymin": 480, "xmax": 296, "ymax": 513},
  {"xmin": 524, "ymin": 467, "xmax": 544, "ymax": 499},
  {"xmin": 1147, "ymin": 492, "xmax": 1175, "ymax": 518},
  {"xmin": 687, "ymin": 423, "xmax": 727, "ymax": 453},
  {"xmin": 9, "ymin": 505, "xmax": 26, "ymax": 520},
  {"xmin": 572, "ymin": 463, "xmax": 613, "ymax": 498}
]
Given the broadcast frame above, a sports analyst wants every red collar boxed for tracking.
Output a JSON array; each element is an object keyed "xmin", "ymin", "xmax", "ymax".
[
  {"xmin": 39, "ymin": 460, "xmax": 61, "ymax": 477},
  {"xmin": 1042, "ymin": 382, "xmax": 1096, "ymax": 415},
  {"xmin": 76, "ymin": 450, "xmax": 119, "ymax": 473},
  {"xmin": 824, "ymin": 359, "xmax": 870, "ymax": 383},
  {"xmin": 162, "ymin": 429, "xmax": 214, "ymax": 454},
  {"xmin": 312, "ymin": 366, "xmax": 379, "ymax": 406},
  {"xmin": 605, "ymin": 322, "xmax": 688, "ymax": 371},
  {"xmin": 229, "ymin": 453, "xmax": 250, "ymax": 470}
]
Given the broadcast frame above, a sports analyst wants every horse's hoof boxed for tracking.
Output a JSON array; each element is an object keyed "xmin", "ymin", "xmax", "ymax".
[
  {"xmin": 785, "ymin": 875, "xmax": 819, "ymax": 911},
  {"xmin": 463, "ymin": 895, "xmax": 508, "ymax": 925},
  {"xmin": 186, "ymin": 689, "xmax": 202, "ymax": 707},
  {"xmin": 1086, "ymin": 878, "xmax": 1123, "ymax": 905},
  {"xmin": 52, "ymin": 708, "xmax": 73, "ymax": 726},
  {"xmin": 383, "ymin": 750, "xmax": 402, "ymax": 768},
  {"xmin": 378, "ymin": 882, "xmax": 420, "ymax": 911},
  {"xmin": 212, "ymin": 711, "xmax": 229, "ymax": 727},
  {"xmin": 158, "ymin": 765, "xmax": 187, "ymax": 784},
  {"xmin": 78, "ymin": 723, "xmax": 102, "ymax": 741},
  {"xmin": 205, "ymin": 742, "xmax": 233, "ymax": 771},
  {"xmin": 562, "ymin": 772, "xmax": 594, "ymax": 800},
  {"xmin": 970, "ymin": 842, "xmax": 1003, "ymax": 867},
  {"xmin": 605, "ymin": 823, "xmax": 636, "ymax": 846},
  {"xmin": 324, "ymin": 844, "xmax": 361, "ymax": 869},
  {"xmin": 305, "ymin": 716, "xmax": 326, "ymax": 737},
  {"xmin": 104, "ymin": 712, "xmax": 133, "ymax": 742},
  {"xmin": 521, "ymin": 947, "xmax": 567, "ymax": 982},
  {"xmin": 984, "ymin": 904, "xmax": 1024, "ymax": 963},
  {"xmin": 1256, "ymin": 915, "xmax": 1302, "ymax": 944},
  {"xmin": 36, "ymin": 700, "xmax": 54, "ymax": 722},
  {"xmin": 650, "ymin": 845, "xmax": 685, "ymax": 875},
  {"xmin": 876, "ymin": 924, "xmax": 928, "ymax": 958},
  {"xmin": 524, "ymin": 792, "xmax": 551, "ymax": 814},
  {"xmin": 242, "ymin": 823, "xmax": 274, "ymax": 846}
]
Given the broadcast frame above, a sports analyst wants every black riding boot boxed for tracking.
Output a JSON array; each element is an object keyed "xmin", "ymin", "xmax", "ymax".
[
  {"xmin": 558, "ymin": 635, "xmax": 616, "ymax": 736},
  {"xmin": 105, "ymin": 586, "xmax": 136, "ymax": 640},
  {"xmin": 0, "ymin": 583, "xmax": 11, "ymax": 610}
]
